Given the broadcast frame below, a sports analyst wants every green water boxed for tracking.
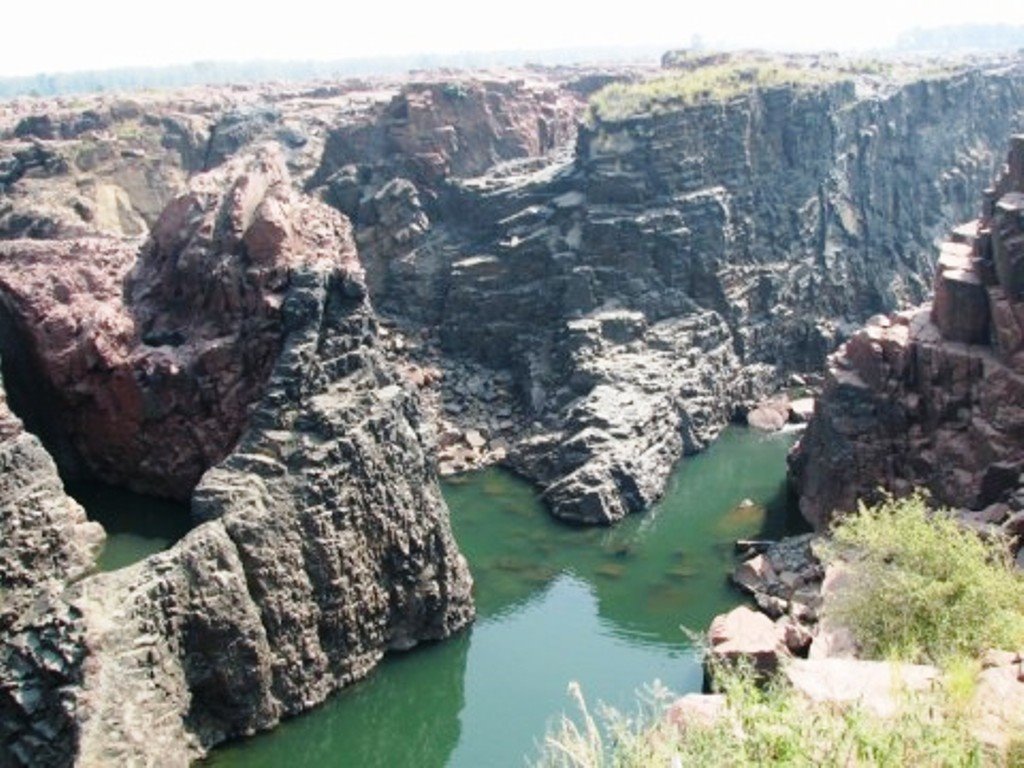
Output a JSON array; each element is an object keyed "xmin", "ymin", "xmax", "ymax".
[
  {"xmin": 204, "ymin": 426, "xmax": 803, "ymax": 768},
  {"xmin": 69, "ymin": 482, "xmax": 192, "ymax": 571}
]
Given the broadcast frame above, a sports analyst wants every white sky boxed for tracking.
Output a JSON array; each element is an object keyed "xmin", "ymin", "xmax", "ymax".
[{"xmin": 2, "ymin": 0, "xmax": 1024, "ymax": 77}]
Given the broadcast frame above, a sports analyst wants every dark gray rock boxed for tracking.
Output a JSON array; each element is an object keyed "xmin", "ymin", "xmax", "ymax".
[
  {"xmin": 414, "ymin": 62, "xmax": 1024, "ymax": 524},
  {"xmin": 0, "ymin": 276, "xmax": 474, "ymax": 766}
]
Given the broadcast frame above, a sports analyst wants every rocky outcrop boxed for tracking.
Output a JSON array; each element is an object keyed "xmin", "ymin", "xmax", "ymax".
[
  {"xmin": 507, "ymin": 311, "xmax": 768, "ymax": 523},
  {"xmin": 0, "ymin": 151, "xmax": 473, "ymax": 765},
  {"xmin": 0, "ymin": 365, "xmax": 103, "ymax": 620},
  {"xmin": 64, "ymin": 56, "xmax": 1000, "ymax": 526},
  {"xmin": 355, "ymin": 55, "xmax": 1024, "ymax": 524},
  {"xmin": 0, "ymin": 145, "xmax": 363, "ymax": 497},
  {"xmin": 313, "ymin": 76, "xmax": 581, "ymax": 192},
  {"xmin": 0, "ymin": 362, "xmax": 104, "ymax": 767},
  {"xmin": 790, "ymin": 135, "xmax": 1024, "ymax": 531}
]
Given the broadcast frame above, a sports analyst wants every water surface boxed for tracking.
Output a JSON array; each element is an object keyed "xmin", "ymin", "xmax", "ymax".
[
  {"xmin": 196, "ymin": 426, "xmax": 803, "ymax": 767},
  {"xmin": 68, "ymin": 481, "xmax": 192, "ymax": 571}
]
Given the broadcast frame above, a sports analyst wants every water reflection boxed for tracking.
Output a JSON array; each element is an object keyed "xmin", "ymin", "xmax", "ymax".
[
  {"xmin": 207, "ymin": 427, "xmax": 804, "ymax": 768},
  {"xmin": 208, "ymin": 633, "xmax": 470, "ymax": 768},
  {"xmin": 448, "ymin": 428, "xmax": 805, "ymax": 647}
]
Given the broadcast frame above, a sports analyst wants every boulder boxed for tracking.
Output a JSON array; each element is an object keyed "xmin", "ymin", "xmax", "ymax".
[
  {"xmin": 666, "ymin": 694, "xmax": 727, "ymax": 732},
  {"xmin": 747, "ymin": 396, "xmax": 791, "ymax": 432},
  {"xmin": 784, "ymin": 659, "xmax": 939, "ymax": 718},
  {"xmin": 972, "ymin": 662, "xmax": 1024, "ymax": 752},
  {"xmin": 707, "ymin": 605, "xmax": 790, "ymax": 675}
]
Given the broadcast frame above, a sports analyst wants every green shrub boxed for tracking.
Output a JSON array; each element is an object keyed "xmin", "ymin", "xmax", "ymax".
[
  {"xmin": 823, "ymin": 492, "xmax": 1024, "ymax": 665},
  {"xmin": 537, "ymin": 663, "xmax": 988, "ymax": 767}
]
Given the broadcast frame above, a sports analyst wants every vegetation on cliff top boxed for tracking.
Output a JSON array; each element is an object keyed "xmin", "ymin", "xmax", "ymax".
[
  {"xmin": 587, "ymin": 53, "xmax": 964, "ymax": 122},
  {"xmin": 588, "ymin": 60, "xmax": 839, "ymax": 121}
]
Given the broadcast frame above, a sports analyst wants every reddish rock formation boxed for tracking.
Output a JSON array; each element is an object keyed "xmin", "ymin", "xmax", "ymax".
[
  {"xmin": 790, "ymin": 135, "xmax": 1024, "ymax": 529},
  {"xmin": 315, "ymin": 75, "xmax": 582, "ymax": 190},
  {"xmin": 0, "ymin": 144, "xmax": 363, "ymax": 497}
]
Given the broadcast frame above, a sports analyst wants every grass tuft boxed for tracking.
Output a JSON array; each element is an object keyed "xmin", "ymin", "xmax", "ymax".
[
  {"xmin": 823, "ymin": 492, "xmax": 1024, "ymax": 666},
  {"xmin": 537, "ymin": 662, "xmax": 989, "ymax": 767}
]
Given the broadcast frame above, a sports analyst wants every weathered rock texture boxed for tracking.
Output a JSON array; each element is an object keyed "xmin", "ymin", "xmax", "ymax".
[
  {"xmin": 0, "ymin": 143, "xmax": 473, "ymax": 765},
  {"xmin": 310, "ymin": 55, "xmax": 1024, "ymax": 523},
  {"xmin": 0, "ymin": 145, "xmax": 363, "ymax": 497},
  {"xmin": 0, "ymin": 362, "xmax": 104, "ymax": 766},
  {"xmin": 8, "ymin": 58, "xmax": 1020, "ymax": 526},
  {"xmin": 0, "ymin": 365, "xmax": 104, "ymax": 619},
  {"xmin": 791, "ymin": 134, "xmax": 1024, "ymax": 530}
]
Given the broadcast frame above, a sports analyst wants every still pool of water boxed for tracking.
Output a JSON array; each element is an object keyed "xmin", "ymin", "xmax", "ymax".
[
  {"xmin": 201, "ymin": 426, "xmax": 804, "ymax": 768},
  {"xmin": 68, "ymin": 481, "xmax": 192, "ymax": 571}
]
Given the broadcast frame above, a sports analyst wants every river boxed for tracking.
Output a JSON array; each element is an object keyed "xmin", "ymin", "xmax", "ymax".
[{"xmin": 79, "ymin": 426, "xmax": 803, "ymax": 767}]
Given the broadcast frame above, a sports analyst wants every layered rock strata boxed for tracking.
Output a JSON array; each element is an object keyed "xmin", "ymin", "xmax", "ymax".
[
  {"xmin": 313, "ymin": 55, "xmax": 1024, "ymax": 523},
  {"xmin": 791, "ymin": 135, "xmax": 1024, "ymax": 534},
  {"xmin": 6, "ymin": 58, "xmax": 1022, "ymax": 526},
  {"xmin": 0, "ymin": 146, "xmax": 473, "ymax": 765}
]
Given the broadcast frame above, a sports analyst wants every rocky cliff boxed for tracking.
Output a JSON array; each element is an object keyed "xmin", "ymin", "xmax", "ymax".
[
  {"xmin": 308, "ymin": 54, "xmax": 1024, "ymax": 523},
  {"xmin": 0, "ymin": 141, "xmax": 473, "ymax": 765},
  {"xmin": 0, "ymin": 146, "xmax": 364, "ymax": 497},
  {"xmin": 3, "ymin": 52, "xmax": 1024, "ymax": 764},
  {"xmin": 791, "ymin": 135, "xmax": 1024, "ymax": 536}
]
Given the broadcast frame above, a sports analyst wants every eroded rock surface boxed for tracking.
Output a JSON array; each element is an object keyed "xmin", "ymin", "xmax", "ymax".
[
  {"xmin": 791, "ymin": 134, "xmax": 1024, "ymax": 532},
  {"xmin": 0, "ymin": 145, "xmax": 361, "ymax": 497},
  {"xmin": 319, "ymin": 54, "xmax": 1024, "ymax": 523},
  {"xmin": 0, "ymin": 143, "xmax": 473, "ymax": 765}
]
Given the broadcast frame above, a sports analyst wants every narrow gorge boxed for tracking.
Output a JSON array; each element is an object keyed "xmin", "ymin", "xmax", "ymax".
[{"xmin": 1, "ymin": 49, "xmax": 1023, "ymax": 766}]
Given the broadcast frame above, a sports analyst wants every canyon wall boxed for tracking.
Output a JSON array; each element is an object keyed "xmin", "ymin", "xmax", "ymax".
[
  {"xmin": 311, "ymin": 57, "xmax": 1024, "ymax": 523},
  {"xmin": 0, "ymin": 142, "xmax": 473, "ymax": 765},
  {"xmin": 791, "ymin": 134, "xmax": 1024, "ymax": 531},
  {"xmin": 3, "ymin": 54, "xmax": 1024, "ymax": 764}
]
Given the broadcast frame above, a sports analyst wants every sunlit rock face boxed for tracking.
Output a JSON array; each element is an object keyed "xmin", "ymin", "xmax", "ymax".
[
  {"xmin": 0, "ymin": 145, "xmax": 361, "ymax": 497},
  {"xmin": 791, "ymin": 135, "xmax": 1024, "ymax": 531},
  {"xmin": 0, "ymin": 145, "xmax": 472, "ymax": 765},
  {"xmin": 320, "ymin": 55, "xmax": 1024, "ymax": 524}
]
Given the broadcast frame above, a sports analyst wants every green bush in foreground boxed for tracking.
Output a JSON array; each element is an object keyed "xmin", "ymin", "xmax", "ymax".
[
  {"xmin": 537, "ymin": 665, "xmax": 987, "ymax": 767},
  {"xmin": 825, "ymin": 492, "xmax": 1024, "ymax": 665}
]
